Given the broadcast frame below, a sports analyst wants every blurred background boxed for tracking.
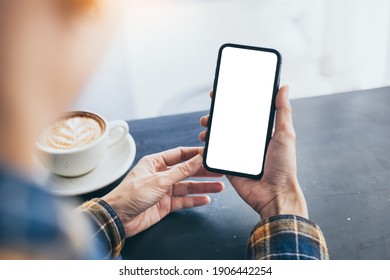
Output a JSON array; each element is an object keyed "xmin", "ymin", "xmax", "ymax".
[{"xmin": 73, "ymin": 0, "xmax": 390, "ymax": 120}]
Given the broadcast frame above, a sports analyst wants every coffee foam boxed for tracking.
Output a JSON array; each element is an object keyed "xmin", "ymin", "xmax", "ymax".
[{"xmin": 40, "ymin": 116, "xmax": 103, "ymax": 151}]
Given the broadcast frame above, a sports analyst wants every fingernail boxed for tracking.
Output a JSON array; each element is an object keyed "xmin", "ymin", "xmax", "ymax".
[{"xmin": 199, "ymin": 148, "xmax": 204, "ymax": 156}]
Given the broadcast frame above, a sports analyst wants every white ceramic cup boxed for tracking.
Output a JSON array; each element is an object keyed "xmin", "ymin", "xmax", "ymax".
[{"xmin": 36, "ymin": 111, "xmax": 129, "ymax": 177}]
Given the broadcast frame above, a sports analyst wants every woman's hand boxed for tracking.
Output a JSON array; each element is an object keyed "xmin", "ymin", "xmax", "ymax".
[
  {"xmin": 102, "ymin": 147, "xmax": 224, "ymax": 238},
  {"xmin": 200, "ymin": 86, "xmax": 308, "ymax": 220}
]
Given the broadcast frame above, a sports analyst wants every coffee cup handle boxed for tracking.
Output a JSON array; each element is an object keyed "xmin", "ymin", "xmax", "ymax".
[{"xmin": 107, "ymin": 120, "xmax": 129, "ymax": 148}]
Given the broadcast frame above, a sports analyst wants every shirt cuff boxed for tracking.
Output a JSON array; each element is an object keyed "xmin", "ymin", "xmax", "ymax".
[
  {"xmin": 78, "ymin": 198, "xmax": 125, "ymax": 259},
  {"xmin": 247, "ymin": 215, "xmax": 329, "ymax": 260}
]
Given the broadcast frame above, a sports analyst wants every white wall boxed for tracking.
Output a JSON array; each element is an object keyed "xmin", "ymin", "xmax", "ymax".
[
  {"xmin": 322, "ymin": 0, "xmax": 390, "ymax": 91},
  {"xmin": 72, "ymin": 25, "xmax": 135, "ymax": 121},
  {"xmin": 75, "ymin": 0, "xmax": 390, "ymax": 120}
]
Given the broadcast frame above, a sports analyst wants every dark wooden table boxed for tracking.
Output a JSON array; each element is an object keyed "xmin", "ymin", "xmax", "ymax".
[{"xmin": 83, "ymin": 86, "xmax": 390, "ymax": 260}]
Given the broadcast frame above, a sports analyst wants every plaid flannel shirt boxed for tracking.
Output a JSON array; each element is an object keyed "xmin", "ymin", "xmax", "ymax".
[
  {"xmin": 80, "ymin": 200, "xmax": 328, "ymax": 260},
  {"xmin": 78, "ymin": 199, "xmax": 125, "ymax": 259},
  {"xmin": 247, "ymin": 215, "xmax": 329, "ymax": 260},
  {"xmin": 0, "ymin": 167, "xmax": 328, "ymax": 260}
]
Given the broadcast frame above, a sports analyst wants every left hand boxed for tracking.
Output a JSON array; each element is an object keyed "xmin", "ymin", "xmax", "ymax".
[{"xmin": 102, "ymin": 147, "xmax": 224, "ymax": 238}]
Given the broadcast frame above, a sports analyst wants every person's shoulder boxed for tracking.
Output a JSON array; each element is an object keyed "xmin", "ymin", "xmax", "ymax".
[
  {"xmin": 0, "ymin": 166, "xmax": 61, "ymax": 244},
  {"xmin": 0, "ymin": 165, "xmax": 55, "ymax": 209},
  {"xmin": 0, "ymin": 165, "xmax": 99, "ymax": 259}
]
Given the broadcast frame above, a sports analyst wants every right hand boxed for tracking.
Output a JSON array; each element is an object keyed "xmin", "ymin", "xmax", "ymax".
[
  {"xmin": 102, "ymin": 147, "xmax": 224, "ymax": 238},
  {"xmin": 200, "ymin": 86, "xmax": 308, "ymax": 219}
]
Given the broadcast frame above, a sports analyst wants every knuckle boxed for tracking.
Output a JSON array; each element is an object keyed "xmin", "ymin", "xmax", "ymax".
[
  {"xmin": 178, "ymin": 147, "xmax": 187, "ymax": 162},
  {"xmin": 143, "ymin": 154, "xmax": 158, "ymax": 166},
  {"xmin": 272, "ymin": 131, "xmax": 283, "ymax": 143},
  {"xmin": 154, "ymin": 174, "xmax": 168, "ymax": 187},
  {"xmin": 284, "ymin": 128, "xmax": 296, "ymax": 141},
  {"xmin": 286, "ymin": 104, "xmax": 293, "ymax": 114},
  {"xmin": 172, "ymin": 146, "xmax": 184, "ymax": 161},
  {"xmin": 273, "ymin": 128, "xmax": 296, "ymax": 143},
  {"xmin": 279, "ymin": 105, "xmax": 293, "ymax": 114},
  {"xmin": 287, "ymin": 125, "xmax": 296, "ymax": 138},
  {"xmin": 178, "ymin": 162, "xmax": 192, "ymax": 177},
  {"xmin": 187, "ymin": 183, "xmax": 194, "ymax": 194},
  {"xmin": 140, "ymin": 155, "xmax": 151, "ymax": 164},
  {"xmin": 277, "ymin": 122, "xmax": 296, "ymax": 140},
  {"xmin": 143, "ymin": 153, "xmax": 154, "ymax": 161}
]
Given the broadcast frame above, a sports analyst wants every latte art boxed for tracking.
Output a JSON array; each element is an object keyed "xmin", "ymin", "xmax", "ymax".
[{"xmin": 40, "ymin": 116, "xmax": 103, "ymax": 151}]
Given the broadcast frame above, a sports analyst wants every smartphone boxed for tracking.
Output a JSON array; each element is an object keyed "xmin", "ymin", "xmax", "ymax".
[{"xmin": 204, "ymin": 43, "xmax": 282, "ymax": 179}]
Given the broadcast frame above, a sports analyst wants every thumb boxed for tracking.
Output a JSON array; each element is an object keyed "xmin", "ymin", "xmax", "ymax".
[
  {"xmin": 275, "ymin": 85, "xmax": 295, "ymax": 134},
  {"xmin": 161, "ymin": 154, "xmax": 203, "ymax": 185}
]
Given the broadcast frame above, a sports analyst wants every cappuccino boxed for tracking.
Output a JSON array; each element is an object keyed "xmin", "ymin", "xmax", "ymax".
[{"xmin": 38, "ymin": 112, "xmax": 105, "ymax": 151}]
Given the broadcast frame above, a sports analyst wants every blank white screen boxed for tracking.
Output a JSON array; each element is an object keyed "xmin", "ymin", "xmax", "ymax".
[{"xmin": 206, "ymin": 46, "xmax": 278, "ymax": 176}]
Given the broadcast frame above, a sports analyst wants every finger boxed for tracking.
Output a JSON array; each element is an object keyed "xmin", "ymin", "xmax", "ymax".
[
  {"xmin": 274, "ymin": 85, "xmax": 295, "ymax": 137},
  {"xmin": 200, "ymin": 115, "xmax": 209, "ymax": 127},
  {"xmin": 209, "ymin": 89, "xmax": 213, "ymax": 98},
  {"xmin": 152, "ymin": 147, "xmax": 203, "ymax": 168},
  {"xmin": 193, "ymin": 165, "xmax": 223, "ymax": 177},
  {"xmin": 165, "ymin": 157, "xmax": 223, "ymax": 177},
  {"xmin": 161, "ymin": 154, "xmax": 203, "ymax": 185},
  {"xmin": 172, "ymin": 181, "xmax": 224, "ymax": 196},
  {"xmin": 199, "ymin": 130, "xmax": 207, "ymax": 142},
  {"xmin": 171, "ymin": 196, "xmax": 211, "ymax": 212}
]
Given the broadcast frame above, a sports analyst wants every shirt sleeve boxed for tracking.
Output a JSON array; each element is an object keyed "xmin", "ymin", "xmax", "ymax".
[
  {"xmin": 78, "ymin": 198, "xmax": 126, "ymax": 259},
  {"xmin": 246, "ymin": 215, "xmax": 329, "ymax": 260}
]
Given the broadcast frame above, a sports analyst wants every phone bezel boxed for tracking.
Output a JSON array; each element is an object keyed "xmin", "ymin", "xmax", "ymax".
[{"xmin": 203, "ymin": 43, "xmax": 282, "ymax": 179}]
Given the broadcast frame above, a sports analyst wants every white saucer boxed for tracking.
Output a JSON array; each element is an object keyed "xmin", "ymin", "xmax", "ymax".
[{"xmin": 35, "ymin": 134, "xmax": 136, "ymax": 196}]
